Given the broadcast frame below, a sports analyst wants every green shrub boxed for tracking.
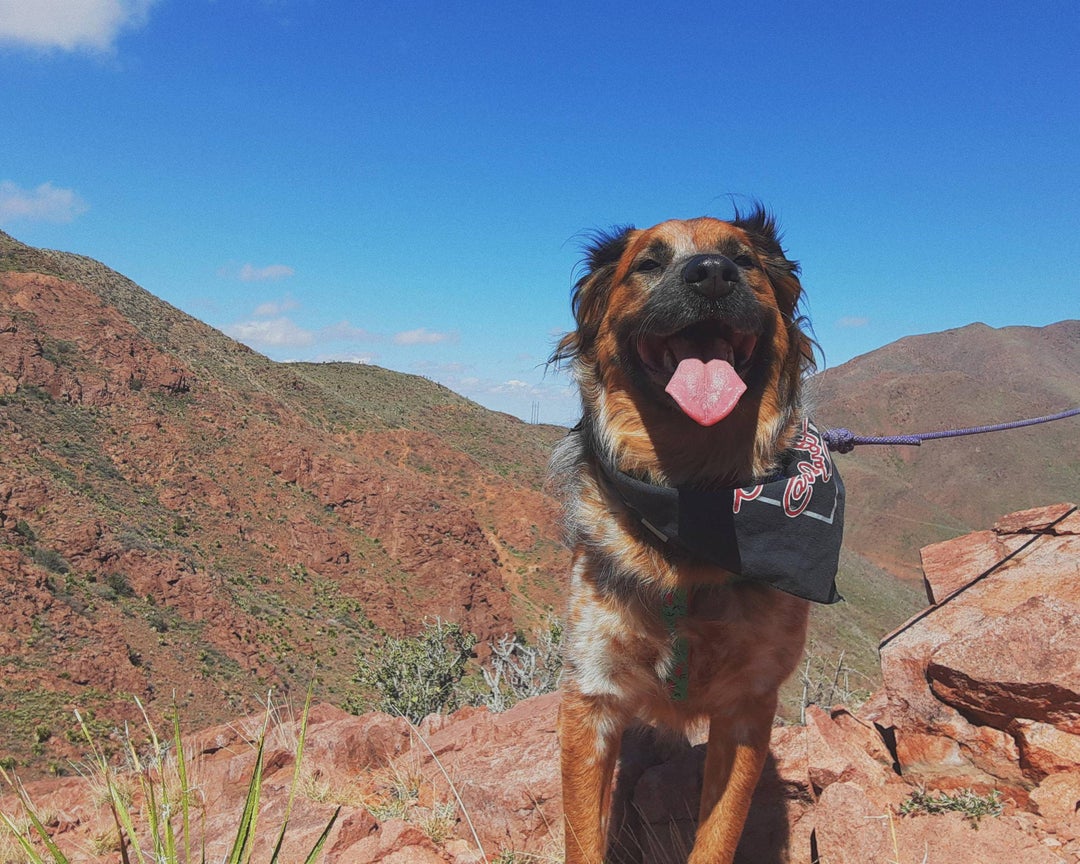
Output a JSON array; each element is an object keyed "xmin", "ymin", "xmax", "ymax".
[
  {"xmin": 146, "ymin": 609, "xmax": 169, "ymax": 633},
  {"xmin": 351, "ymin": 619, "xmax": 477, "ymax": 722},
  {"xmin": 899, "ymin": 787, "xmax": 1004, "ymax": 826},
  {"xmin": 31, "ymin": 546, "xmax": 69, "ymax": 575},
  {"xmin": 104, "ymin": 571, "xmax": 134, "ymax": 597}
]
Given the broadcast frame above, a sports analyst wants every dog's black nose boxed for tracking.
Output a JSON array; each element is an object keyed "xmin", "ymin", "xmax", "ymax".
[{"xmin": 681, "ymin": 254, "xmax": 740, "ymax": 299}]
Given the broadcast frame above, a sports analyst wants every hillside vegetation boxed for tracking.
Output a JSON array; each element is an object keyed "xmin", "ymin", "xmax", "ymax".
[{"xmin": 3, "ymin": 228, "xmax": 1074, "ymax": 773}]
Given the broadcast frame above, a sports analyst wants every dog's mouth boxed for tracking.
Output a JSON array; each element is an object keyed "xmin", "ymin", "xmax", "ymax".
[{"xmin": 636, "ymin": 321, "xmax": 758, "ymax": 427}]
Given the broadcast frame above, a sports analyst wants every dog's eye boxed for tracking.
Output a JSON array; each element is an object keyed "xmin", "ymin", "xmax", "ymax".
[
  {"xmin": 733, "ymin": 254, "xmax": 757, "ymax": 269},
  {"xmin": 634, "ymin": 258, "xmax": 662, "ymax": 273}
]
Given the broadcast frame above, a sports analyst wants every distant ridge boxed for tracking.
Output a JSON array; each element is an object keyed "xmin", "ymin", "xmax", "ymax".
[{"xmin": 813, "ymin": 319, "xmax": 1080, "ymax": 577}]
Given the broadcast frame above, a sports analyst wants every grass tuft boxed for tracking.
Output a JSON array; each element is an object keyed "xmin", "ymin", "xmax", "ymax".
[
  {"xmin": 0, "ymin": 690, "xmax": 338, "ymax": 863},
  {"xmin": 898, "ymin": 787, "xmax": 1004, "ymax": 827}
]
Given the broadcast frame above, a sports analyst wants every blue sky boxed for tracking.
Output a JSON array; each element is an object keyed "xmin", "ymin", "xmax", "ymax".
[{"xmin": 1, "ymin": 1, "xmax": 1077, "ymax": 425}]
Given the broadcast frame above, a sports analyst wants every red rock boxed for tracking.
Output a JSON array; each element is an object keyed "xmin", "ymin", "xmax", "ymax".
[
  {"xmin": 993, "ymin": 502, "xmax": 1078, "ymax": 535},
  {"xmin": 919, "ymin": 503, "xmax": 1078, "ymax": 606},
  {"xmin": 327, "ymin": 809, "xmax": 381, "ymax": 857},
  {"xmin": 442, "ymin": 838, "xmax": 484, "ymax": 864},
  {"xmin": 336, "ymin": 819, "xmax": 444, "ymax": 864},
  {"xmin": 1015, "ymin": 721, "xmax": 1080, "ymax": 779},
  {"xmin": 1029, "ymin": 772, "xmax": 1080, "ymax": 825},
  {"xmin": 920, "ymin": 529, "xmax": 1022, "ymax": 603},
  {"xmin": 301, "ymin": 703, "xmax": 412, "ymax": 777},
  {"xmin": 766, "ymin": 724, "xmax": 813, "ymax": 796},
  {"xmin": 927, "ymin": 595, "xmax": 1080, "ymax": 735},
  {"xmin": 396, "ymin": 693, "xmax": 562, "ymax": 856},
  {"xmin": 881, "ymin": 504, "xmax": 1080, "ymax": 785},
  {"xmin": 812, "ymin": 781, "xmax": 1064, "ymax": 864},
  {"xmin": 378, "ymin": 849, "xmax": 448, "ymax": 864},
  {"xmin": 802, "ymin": 705, "xmax": 894, "ymax": 792}
]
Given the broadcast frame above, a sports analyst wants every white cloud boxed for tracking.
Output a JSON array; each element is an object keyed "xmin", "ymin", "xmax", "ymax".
[
  {"xmin": 322, "ymin": 320, "xmax": 378, "ymax": 341},
  {"xmin": 253, "ymin": 298, "xmax": 299, "ymax": 317},
  {"xmin": 837, "ymin": 316, "xmax": 870, "ymax": 329},
  {"xmin": 462, "ymin": 376, "xmax": 580, "ymax": 425},
  {"xmin": 393, "ymin": 327, "xmax": 458, "ymax": 346},
  {"xmin": 0, "ymin": 180, "xmax": 88, "ymax": 224},
  {"xmin": 486, "ymin": 378, "xmax": 565, "ymax": 398},
  {"xmin": 402, "ymin": 359, "xmax": 579, "ymax": 425},
  {"xmin": 225, "ymin": 317, "xmax": 314, "ymax": 348},
  {"xmin": 225, "ymin": 309, "xmax": 385, "ymax": 354},
  {"xmin": 0, "ymin": 0, "xmax": 157, "ymax": 52},
  {"xmin": 412, "ymin": 360, "xmax": 471, "ymax": 376},
  {"xmin": 239, "ymin": 263, "xmax": 295, "ymax": 282},
  {"xmin": 310, "ymin": 352, "xmax": 378, "ymax": 365}
]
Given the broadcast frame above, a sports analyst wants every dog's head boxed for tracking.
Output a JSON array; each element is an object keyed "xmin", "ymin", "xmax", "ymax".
[{"xmin": 553, "ymin": 205, "xmax": 814, "ymax": 486}]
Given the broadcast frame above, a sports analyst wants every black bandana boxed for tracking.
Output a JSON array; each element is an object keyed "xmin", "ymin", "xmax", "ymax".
[{"xmin": 596, "ymin": 420, "xmax": 844, "ymax": 604}]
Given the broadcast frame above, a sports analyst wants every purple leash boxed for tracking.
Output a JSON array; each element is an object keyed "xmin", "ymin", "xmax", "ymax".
[{"xmin": 822, "ymin": 407, "xmax": 1080, "ymax": 453}]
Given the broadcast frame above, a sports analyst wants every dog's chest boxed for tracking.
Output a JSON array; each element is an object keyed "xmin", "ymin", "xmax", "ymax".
[{"xmin": 566, "ymin": 575, "xmax": 809, "ymax": 725}]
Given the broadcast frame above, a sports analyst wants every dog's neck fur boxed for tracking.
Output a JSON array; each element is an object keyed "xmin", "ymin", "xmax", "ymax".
[{"xmin": 574, "ymin": 414, "xmax": 845, "ymax": 606}]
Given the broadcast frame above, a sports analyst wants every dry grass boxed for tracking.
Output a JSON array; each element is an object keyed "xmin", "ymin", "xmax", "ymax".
[{"xmin": 0, "ymin": 692, "xmax": 338, "ymax": 864}]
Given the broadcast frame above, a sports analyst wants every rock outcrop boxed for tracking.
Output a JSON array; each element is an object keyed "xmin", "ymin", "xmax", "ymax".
[{"xmin": 3, "ymin": 504, "xmax": 1078, "ymax": 862}]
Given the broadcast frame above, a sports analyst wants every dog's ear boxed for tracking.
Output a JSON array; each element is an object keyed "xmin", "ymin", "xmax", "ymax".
[
  {"xmin": 733, "ymin": 203, "xmax": 801, "ymax": 310},
  {"xmin": 549, "ymin": 225, "xmax": 635, "ymax": 367},
  {"xmin": 583, "ymin": 225, "xmax": 634, "ymax": 273},
  {"xmin": 733, "ymin": 204, "xmax": 817, "ymax": 377}
]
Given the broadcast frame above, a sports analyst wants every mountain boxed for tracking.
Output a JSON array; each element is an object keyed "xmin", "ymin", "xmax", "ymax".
[
  {"xmin": 1, "ymin": 228, "xmax": 1073, "ymax": 776},
  {"xmin": 0, "ymin": 230, "xmax": 568, "ymax": 773},
  {"xmin": 812, "ymin": 320, "xmax": 1080, "ymax": 579}
]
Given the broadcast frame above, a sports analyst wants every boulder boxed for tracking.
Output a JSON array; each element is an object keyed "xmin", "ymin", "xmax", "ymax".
[
  {"xmin": 812, "ymin": 781, "xmax": 1066, "ymax": 864},
  {"xmin": 881, "ymin": 502, "xmax": 1080, "ymax": 787}
]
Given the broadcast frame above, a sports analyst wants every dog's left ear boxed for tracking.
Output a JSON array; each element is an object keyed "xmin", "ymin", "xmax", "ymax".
[
  {"xmin": 733, "ymin": 204, "xmax": 802, "ymax": 314},
  {"xmin": 549, "ymin": 225, "xmax": 635, "ymax": 367},
  {"xmin": 734, "ymin": 204, "xmax": 816, "ymax": 375}
]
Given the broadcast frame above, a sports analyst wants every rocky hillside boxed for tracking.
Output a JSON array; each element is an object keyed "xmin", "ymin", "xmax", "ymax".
[
  {"xmin": 813, "ymin": 320, "xmax": 1080, "ymax": 578},
  {"xmin": 1, "ymin": 228, "xmax": 1075, "ymax": 781},
  {"xmin": 0, "ymin": 230, "xmax": 568, "ymax": 775},
  {"xmin": 4, "ymin": 503, "xmax": 1077, "ymax": 863}
]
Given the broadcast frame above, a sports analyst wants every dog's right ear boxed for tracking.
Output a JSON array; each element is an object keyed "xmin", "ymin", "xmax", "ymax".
[
  {"xmin": 549, "ymin": 225, "xmax": 635, "ymax": 368},
  {"xmin": 583, "ymin": 225, "xmax": 634, "ymax": 273}
]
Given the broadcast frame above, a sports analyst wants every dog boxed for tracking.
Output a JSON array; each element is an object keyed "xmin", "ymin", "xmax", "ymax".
[{"xmin": 549, "ymin": 206, "xmax": 842, "ymax": 863}]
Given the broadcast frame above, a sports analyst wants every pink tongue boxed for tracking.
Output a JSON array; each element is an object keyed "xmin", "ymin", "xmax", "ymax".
[{"xmin": 665, "ymin": 358, "xmax": 747, "ymax": 426}]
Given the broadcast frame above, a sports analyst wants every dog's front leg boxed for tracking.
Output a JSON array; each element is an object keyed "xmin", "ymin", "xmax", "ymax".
[
  {"xmin": 559, "ymin": 689, "xmax": 625, "ymax": 864},
  {"xmin": 689, "ymin": 703, "xmax": 775, "ymax": 864}
]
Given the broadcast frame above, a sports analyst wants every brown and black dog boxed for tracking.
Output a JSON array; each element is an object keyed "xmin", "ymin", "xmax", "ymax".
[{"xmin": 550, "ymin": 206, "xmax": 825, "ymax": 863}]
